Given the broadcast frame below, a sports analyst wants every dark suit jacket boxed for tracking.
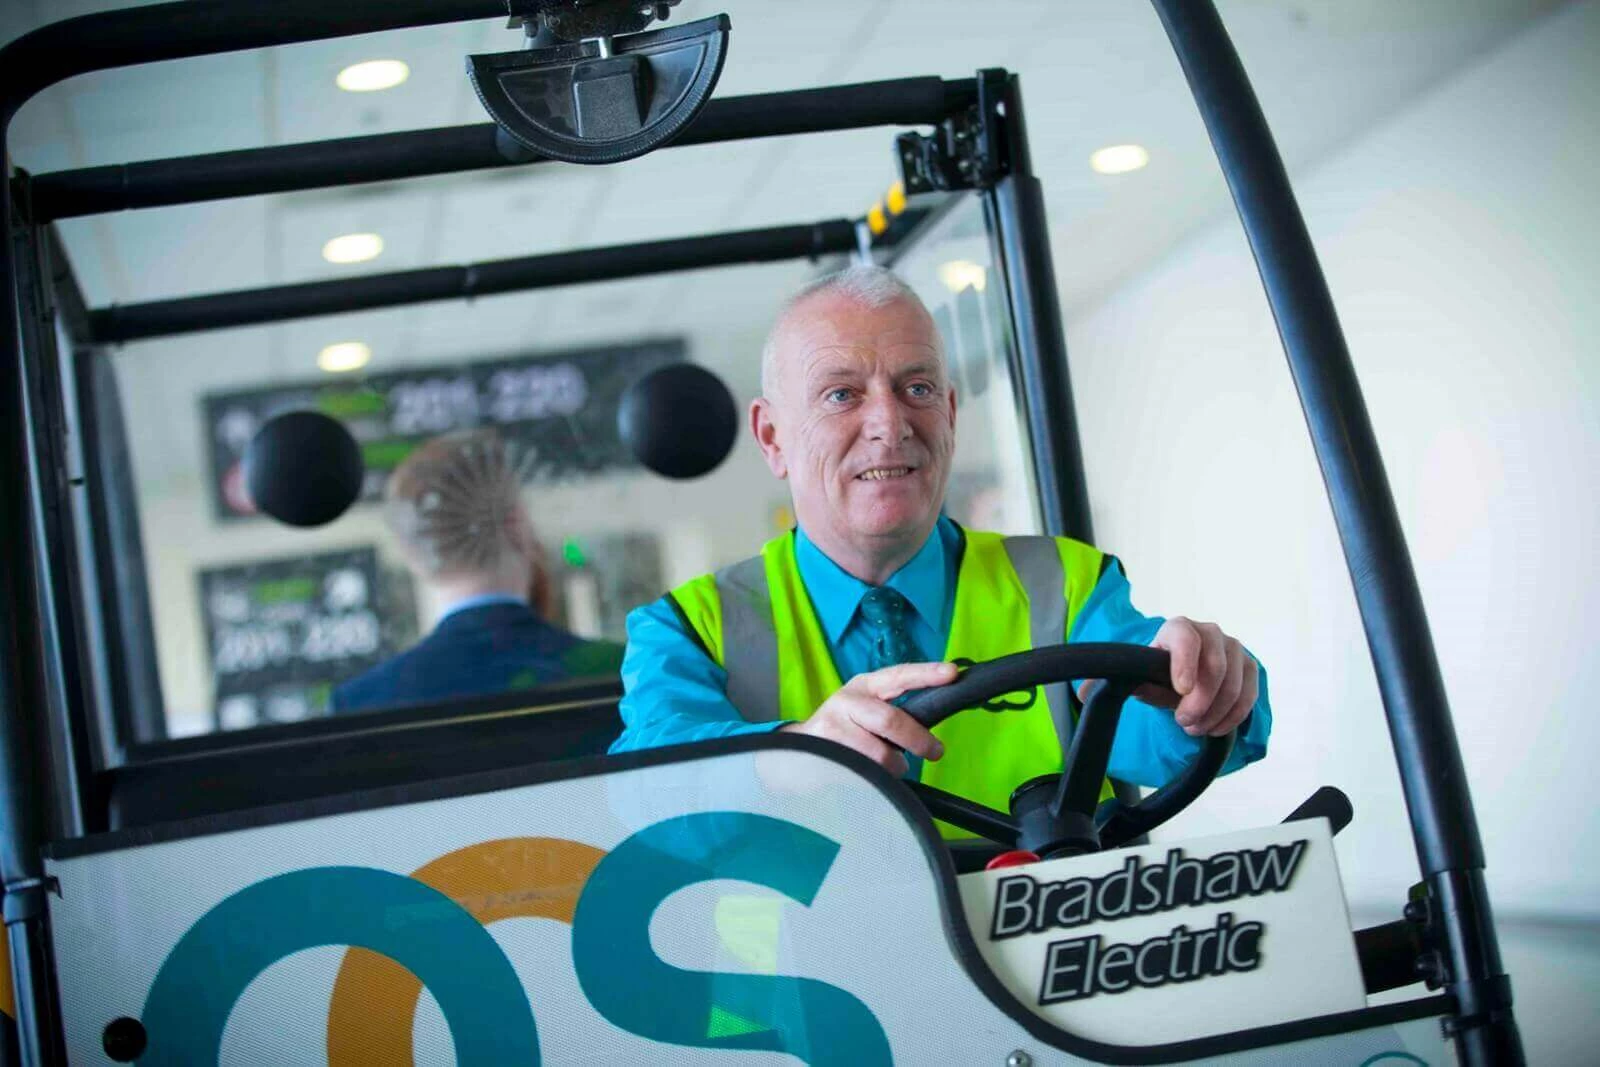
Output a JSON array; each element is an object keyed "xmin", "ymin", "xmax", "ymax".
[{"xmin": 330, "ymin": 601, "xmax": 624, "ymax": 714}]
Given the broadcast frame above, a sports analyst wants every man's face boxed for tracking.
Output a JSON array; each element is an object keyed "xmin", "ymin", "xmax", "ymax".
[{"xmin": 753, "ymin": 293, "xmax": 957, "ymax": 557}]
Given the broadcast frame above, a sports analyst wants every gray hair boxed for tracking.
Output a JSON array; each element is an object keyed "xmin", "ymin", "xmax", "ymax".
[
  {"xmin": 760, "ymin": 264, "xmax": 935, "ymax": 398},
  {"xmin": 384, "ymin": 430, "xmax": 531, "ymax": 577}
]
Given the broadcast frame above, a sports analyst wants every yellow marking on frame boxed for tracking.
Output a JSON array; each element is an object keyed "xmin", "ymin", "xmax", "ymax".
[{"xmin": 885, "ymin": 181, "xmax": 907, "ymax": 215}]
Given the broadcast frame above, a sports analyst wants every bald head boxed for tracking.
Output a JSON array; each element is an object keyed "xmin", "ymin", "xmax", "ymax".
[{"xmin": 760, "ymin": 264, "xmax": 943, "ymax": 400}]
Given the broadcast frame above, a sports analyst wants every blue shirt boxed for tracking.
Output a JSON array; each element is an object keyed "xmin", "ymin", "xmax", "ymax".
[{"xmin": 611, "ymin": 517, "xmax": 1271, "ymax": 788}]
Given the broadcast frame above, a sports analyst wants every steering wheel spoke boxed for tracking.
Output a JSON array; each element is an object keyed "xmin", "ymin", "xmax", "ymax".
[{"xmin": 904, "ymin": 781, "xmax": 1019, "ymax": 847}]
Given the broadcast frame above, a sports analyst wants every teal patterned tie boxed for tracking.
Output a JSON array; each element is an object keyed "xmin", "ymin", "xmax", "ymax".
[{"xmin": 859, "ymin": 587, "xmax": 918, "ymax": 671}]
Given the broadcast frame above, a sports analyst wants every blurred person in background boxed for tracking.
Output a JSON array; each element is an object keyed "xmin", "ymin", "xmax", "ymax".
[{"xmin": 332, "ymin": 430, "xmax": 622, "ymax": 713}]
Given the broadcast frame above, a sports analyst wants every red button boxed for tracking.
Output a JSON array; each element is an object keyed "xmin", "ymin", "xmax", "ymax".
[{"xmin": 985, "ymin": 850, "xmax": 1040, "ymax": 871}]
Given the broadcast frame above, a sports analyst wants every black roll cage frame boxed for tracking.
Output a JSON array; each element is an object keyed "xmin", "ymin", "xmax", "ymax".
[{"xmin": 0, "ymin": 2, "xmax": 1519, "ymax": 1064}]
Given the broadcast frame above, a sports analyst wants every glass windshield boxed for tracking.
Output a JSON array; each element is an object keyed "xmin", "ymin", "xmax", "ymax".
[
  {"xmin": 890, "ymin": 195, "xmax": 1043, "ymax": 538},
  {"xmin": 94, "ymin": 193, "xmax": 1041, "ymax": 744}
]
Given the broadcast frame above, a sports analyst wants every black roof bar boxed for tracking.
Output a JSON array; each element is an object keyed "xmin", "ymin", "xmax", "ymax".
[
  {"xmin": 29, "ymin": 77, "xmax": 976, "ymax": 221},
  {"xmin": 0, "ymin": 0, "xmax": 504, "ymax": 117},
  {"xmin": 1151, "ymin": 2, "xmax": 1519, "ymax": 1062},
  {"xmin": 88, "ymin": 218, "xmax": 859, "ymax": 343}
]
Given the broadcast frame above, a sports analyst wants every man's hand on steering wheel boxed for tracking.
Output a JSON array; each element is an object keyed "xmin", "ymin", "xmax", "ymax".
[
  {"xmin": 1083, "ymin": 617, "xmax": 1257, "ymax": 738},
  {"xmin": 782, "ymin": 661, "xmax": 957, "ymax": 775}
]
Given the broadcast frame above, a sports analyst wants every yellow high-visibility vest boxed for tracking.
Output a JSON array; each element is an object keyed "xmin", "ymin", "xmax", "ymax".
[{"xmin": 669, "ymin": 527, "xmax": 1117, "ymax": 834}]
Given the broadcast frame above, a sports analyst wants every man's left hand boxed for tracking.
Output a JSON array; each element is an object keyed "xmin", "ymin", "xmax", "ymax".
[{"xmin": 1079, "ymin": 617, "xmax": 1258, "ymax": 737}]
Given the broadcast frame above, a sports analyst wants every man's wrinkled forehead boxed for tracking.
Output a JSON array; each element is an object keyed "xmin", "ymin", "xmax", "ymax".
[
  {"xmin": 800, "ymin": 345, "xmax": 943, "ymax": 392},
  {"xmin": 774, "ymin": 294, "xmax": 944, "ymax": 383}
]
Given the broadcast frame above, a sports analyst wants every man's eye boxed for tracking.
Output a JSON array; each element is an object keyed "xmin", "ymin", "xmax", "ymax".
[
  {"xmin": 906, "ymin": 382, "xmax": 934, "ymax": 398},
  {"xmin": 826, "ymin": 388, "xmax": 853, "ymax": 403}
]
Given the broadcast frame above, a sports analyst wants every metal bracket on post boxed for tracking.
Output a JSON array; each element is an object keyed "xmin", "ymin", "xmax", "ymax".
[
  {"xmin": 1402, "ymin": 882, "xmax": 1448, "ymax": 989},
  {"xmin": 894, "ymin": 68, "xmax": 1011, "ymax": 194},
  {"xmin": 2, "ymin": 876, "xmax": 60, "ymax": 923},
  {"xmin": 895, "ymin": 119, "xmax": 973, "ymax": 193},
  {"xmin": 971, "ymin": 67, "xmax": 1011, "ymax": 185}
]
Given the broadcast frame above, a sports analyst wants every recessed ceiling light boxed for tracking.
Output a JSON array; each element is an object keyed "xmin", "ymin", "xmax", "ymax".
[
  {"xmin": 937, "ymin": 259, "xmax": 987, "ymax": 293},
  {"xmin": 322, "ymin": 232, "xmax": 384, "ymax": 264},
  {"xmin": 336, "ymin": 59, "xmax": 410, "ymax": 93},
  {"xmin": 1090, "ymin": 144, "xmax": 1150, "ymax": 175},
  {"xmin": 318, "ymin": 341, "xmax": 371, "ymax": 373}
]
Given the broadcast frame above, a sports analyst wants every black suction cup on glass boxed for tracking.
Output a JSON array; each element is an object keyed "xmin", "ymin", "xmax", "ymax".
[
  {"xmin": 617, "ymin": 363, "xmax": 738, "ymax": 480},
  {"xmin": 468, "ymin": 11, "xmax": 729, "ymax": 165},
  {"xmin": 243, "ymin": 410, "xmax": 364, "ymax": 528}
]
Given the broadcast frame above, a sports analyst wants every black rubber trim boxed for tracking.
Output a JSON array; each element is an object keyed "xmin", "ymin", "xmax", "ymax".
[
  {"xmin": 101, "ymin": 701, "xmax": 623, "ymax": 830},
  {"xmin": 44, "ymin": 731, "xmax": 1452, "ymax": 1061},
  {"xmin": 1283, "ymin": 785, "xmax": 1355, "ymax": 836},
  {"xmin": 120, "ymin": 675, "xmax": 622, "ymax": 764}
]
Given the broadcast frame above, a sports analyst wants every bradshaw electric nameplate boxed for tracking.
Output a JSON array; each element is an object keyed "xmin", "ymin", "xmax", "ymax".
[{"xmin": 958, "ymin": 821, "xmax": 1367, "ymax": 1044}]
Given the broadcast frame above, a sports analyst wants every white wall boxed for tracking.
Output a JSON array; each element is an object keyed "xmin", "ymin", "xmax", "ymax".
[{"xmin": 1069, "ymin": 0, "xmax": 1598, "ymax": 918}]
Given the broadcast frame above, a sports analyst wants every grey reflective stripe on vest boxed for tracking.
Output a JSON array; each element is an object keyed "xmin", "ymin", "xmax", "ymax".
[
  {"xmin": 714, "ymin": 535, "xmax": 1072, "ymax": 726},
  {"xmin": 1000, "ymin": 536, "xmax": 1071, "ymax": 729},
  {"xmin": 714, "ymin": 554, "xmax": 782, "ymax": 722}
]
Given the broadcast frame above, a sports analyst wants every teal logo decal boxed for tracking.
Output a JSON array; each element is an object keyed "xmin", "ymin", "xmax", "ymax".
[
  {"xmin": 141, "ymin": 866, "xmax": 538, "ymax": 1065},
  {"xmin": 572, "ymin": 812, "xmax": 891, "ymax": 1065},
  {"xmin": 137, "ymin": 815, "xmax": 889, "ymax": 1064}
]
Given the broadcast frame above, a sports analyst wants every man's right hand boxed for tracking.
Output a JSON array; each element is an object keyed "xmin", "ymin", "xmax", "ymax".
[{"xmin": 782, "ymin": 661, "xmax": 958, "ymax": 775}]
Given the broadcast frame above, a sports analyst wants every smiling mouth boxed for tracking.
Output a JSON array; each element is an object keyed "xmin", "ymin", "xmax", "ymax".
[{"xmin": 857, "ymin": 466, "xmax": 915, "ymax": 482}]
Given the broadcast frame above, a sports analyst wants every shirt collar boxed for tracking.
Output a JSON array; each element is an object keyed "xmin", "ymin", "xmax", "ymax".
[
  {"xmin": 436, "ymin": 592, "xmax": 527, "ymax": 624},
  {"xmin": 794, "ymin": 517, "xmax": 952, "ymax": 643}
]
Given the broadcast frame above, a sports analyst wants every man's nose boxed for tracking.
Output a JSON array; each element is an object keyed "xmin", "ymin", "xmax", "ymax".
[{"xmin": 862, "ymin": 391, "xmax": 912, "ymax": 443}]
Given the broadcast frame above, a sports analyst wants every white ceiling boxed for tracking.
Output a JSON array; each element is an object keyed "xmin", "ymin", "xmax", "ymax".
[{"xmin": 1, "ymin": 0, "xmax": 1562, "ymax": 431}]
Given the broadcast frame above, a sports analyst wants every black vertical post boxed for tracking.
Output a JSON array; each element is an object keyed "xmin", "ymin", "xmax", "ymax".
[
  {"xmin": 0, "ymin": 148, "xmax": 59, "ymax": 1067},
  {"xmin": 12, "ymin": 206, "xmax": 94, "ymax": 839},
  {"xmin": 986, "ymin": 77, "xmax": 1095, "ymax": 545},
  {"xmin": 1148, "ymin": 2, "xmax": 1520, "ymax": 1062}
]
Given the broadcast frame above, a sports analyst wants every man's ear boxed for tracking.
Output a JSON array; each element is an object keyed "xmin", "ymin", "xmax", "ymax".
[
  {"xmin": 503, "ymin": 504, "xmax": 541, "ymax": 559},
  {"xmin": 750, "ymin": 397, "xmax": 788, "ymax": 479},
  {"xmin": 947, "ymin": 382, "xmax": 958, "ymax": 432}
]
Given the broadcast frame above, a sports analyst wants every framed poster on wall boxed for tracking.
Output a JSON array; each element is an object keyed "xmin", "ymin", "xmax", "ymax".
[
  {"xmin": 199, "ymin": 547, "xmax": 414, "ymax": 730},
  {"xmin": 201, "ymin": 338, "xmax": 684, "ymax": 519}
]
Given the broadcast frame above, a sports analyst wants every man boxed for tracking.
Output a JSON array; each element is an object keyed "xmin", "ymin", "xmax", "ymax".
[
  {"xmin": 332, "ymin": 430, "xmax": 623, "ymax": 713},
  {"xmin": 611, "ymin": 266, "xmax": 1269, "ymax": 817}
]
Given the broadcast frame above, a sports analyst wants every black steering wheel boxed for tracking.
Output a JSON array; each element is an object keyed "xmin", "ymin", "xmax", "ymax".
[{"xmin": 898, "ymin": 643, "xmax": 1236, "ymax": 860}]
